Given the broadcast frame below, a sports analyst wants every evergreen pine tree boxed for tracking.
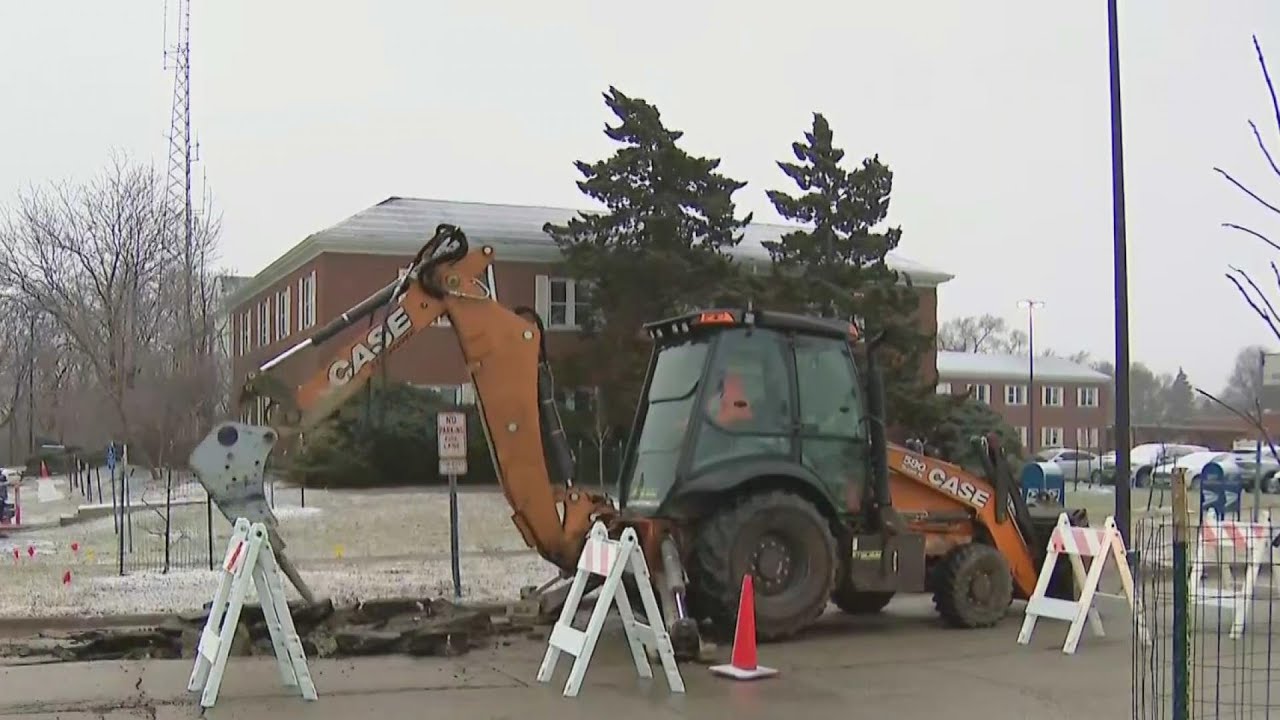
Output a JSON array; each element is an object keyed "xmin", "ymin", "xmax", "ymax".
[
  {"xmin": 544, "ymin": 87, "xmax": 754, "ymax": 426},
  {"xmin": 763, "ymin": 112, "xmax": 940, "ymax": 435},
  {"xmin": 1168, "ymin": 367, "xmax": 1196, "ymax": 420}
]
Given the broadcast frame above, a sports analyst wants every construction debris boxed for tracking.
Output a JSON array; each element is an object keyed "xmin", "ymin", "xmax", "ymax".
[{"xmin": 0, "ymin": 597, "xmax": 539, "ymax": 664}]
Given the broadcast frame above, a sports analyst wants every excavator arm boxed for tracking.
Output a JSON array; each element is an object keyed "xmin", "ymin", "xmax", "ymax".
[{"xmin": 189, "ymin": 224, "xmax": 614, "ymax": 603}]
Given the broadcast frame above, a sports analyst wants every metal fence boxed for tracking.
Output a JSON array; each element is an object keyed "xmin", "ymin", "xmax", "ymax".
[
  {"xmin": 87, "ymin": 465, "xmax": 219, "ymax": 575},
  {"xmin": 1132, "ymin": 510, "xmax": 1279, "ymax": 719}
]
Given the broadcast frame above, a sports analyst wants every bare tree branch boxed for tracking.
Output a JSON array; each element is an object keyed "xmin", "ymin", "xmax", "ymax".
[
  {"xmin": 1223, "ymin": 222, "xmax": 1280, "ymax": 252},
  {"xmin": 1225, "ymin": 270, "xmax": 1280, "ymax": 341}
]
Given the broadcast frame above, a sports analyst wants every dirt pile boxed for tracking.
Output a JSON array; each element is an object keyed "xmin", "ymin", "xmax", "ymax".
[{"xmin": 0, "ymin": 597, "xmax": 540, "ymax": 664}]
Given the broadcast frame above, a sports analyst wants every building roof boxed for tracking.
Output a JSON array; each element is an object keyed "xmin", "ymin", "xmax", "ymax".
[
  {"xmin": 230, "ymin": 196, "xmax": 955, "ymax": 307},
  {"xmin": 936, "ymin": 350, "xmax": 1111, "ymax": 384}
]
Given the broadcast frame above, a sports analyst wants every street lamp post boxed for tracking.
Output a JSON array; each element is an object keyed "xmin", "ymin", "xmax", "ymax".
[{"xmin": 1018, "ymin": 299, "xmax": 1045, "ymax": 454}]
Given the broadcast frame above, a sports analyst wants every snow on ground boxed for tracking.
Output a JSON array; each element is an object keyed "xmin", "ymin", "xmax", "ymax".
[
  {"xmin": 6, "ymin": 477, "xmax": 1276, "ymax": 619},
  {"xmin": 1, "ymin": 486, "xmax": 549, "ymax": 618},
  {"xmin": 1, "ymin": 552, "xmax": 552, "ymax": 618}
]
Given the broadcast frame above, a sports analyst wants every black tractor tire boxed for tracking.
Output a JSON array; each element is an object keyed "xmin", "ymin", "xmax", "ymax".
[
  {"xmin": 689, "ymin": 490, "xmax": 837, "ymax": 642},
  {"xmin": 832, "ymin": 586, "xmax": 895, "ymax": 615},
  {"xmin": 932, "ymin": 542, "xmax": 1014, "ymax": 629}
]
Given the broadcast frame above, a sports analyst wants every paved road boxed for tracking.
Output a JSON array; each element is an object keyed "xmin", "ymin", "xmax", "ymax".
[{"xmin": 0, "ymin": 596, "xmax": 1137, "ymax": 719}]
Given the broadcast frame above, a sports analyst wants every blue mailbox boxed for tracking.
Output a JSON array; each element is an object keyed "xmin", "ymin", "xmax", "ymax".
[
  {"xmin": 1020, "ymin": 462, "xmax": 1066, "ymax": 506},
  {"xmin": 1199, "ymin": 460, "xmax": 1243, "ymax": 520}
]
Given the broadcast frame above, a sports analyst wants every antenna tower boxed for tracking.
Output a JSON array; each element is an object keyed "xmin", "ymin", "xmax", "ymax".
[{"xmin": 163, "ymin": 0, "xmax": 204, "ymax": 352}]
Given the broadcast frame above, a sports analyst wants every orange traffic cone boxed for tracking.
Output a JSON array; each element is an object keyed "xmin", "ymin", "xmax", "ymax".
[
  {"xmin": 39, "ymin": 461, "xmax": 49, "ymax": 478},
  {"xmin": 709, "ymin": 574, "xmax": 778, "ymax": 680}
]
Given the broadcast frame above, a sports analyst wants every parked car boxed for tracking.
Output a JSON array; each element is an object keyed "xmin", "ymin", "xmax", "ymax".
[
  {"xmin": 1033, "ymin": 447, "xmax": 1102, "ymax": 484},
  {"xmin": 1228, "ymin": 443, "xmax": 1280, "ymax": 493},
  {"xmin": 1149, "ymin": 451, "xmax": 1239, "ymax": 488},
  {"xmin": 1097, "ymin": 443, "xmax": 1209, "ymax": 486}
]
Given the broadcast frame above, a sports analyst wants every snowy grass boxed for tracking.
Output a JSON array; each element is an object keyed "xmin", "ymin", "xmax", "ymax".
[
  {"xmin": 0, "ymin": 486, "xmax": 550, "ymax": 618},
  {"xmin": 7, "ymin": 479, "xmax": 1275, "ymax": 620},
  {"xmin": 0, "ymin": 551, "xmax": 552, "ymax": 618}
]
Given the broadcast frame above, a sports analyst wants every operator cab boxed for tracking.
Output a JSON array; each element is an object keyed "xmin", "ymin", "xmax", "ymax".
[{"xmin": 619, "ymin": 308, "xmax": 882, "ymax": 521}]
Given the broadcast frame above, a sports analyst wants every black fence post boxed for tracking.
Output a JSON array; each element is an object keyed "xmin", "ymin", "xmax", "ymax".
[
  {"xmin": 125, "ymin": 470, "xmax": 133, "ymax": 554},
  {"xmin": 110, "ymin": 466, "xmax": 118, "ymax": 535},
  {"xmin": 164, "ymin": 468, "xmax": 172, "ymax": 574},
  {"xmin": 116, "ymin": 484, "xmax": 125, "ymax": 576},
  {"xmin": 95, "ymin": 466, "xmax": 103, "ymax": 505},
  {"xmin": 206, "ymin": 494, "xmax": 214, "ymax": 571}
]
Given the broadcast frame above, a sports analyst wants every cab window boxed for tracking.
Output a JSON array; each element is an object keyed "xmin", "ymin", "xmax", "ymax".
[
  {"xmin": 794, "ymin": 334, "xmax": 862, "ymax": 438},
  {"xmin": 689, "ymin": 328, "xmax": 792, "ymax": 471}
]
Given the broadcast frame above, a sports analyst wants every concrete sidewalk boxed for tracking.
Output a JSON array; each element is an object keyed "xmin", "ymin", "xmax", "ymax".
[{"xmin": 0, "ymin": 596, "xmax": 1135, "ymax": 719}]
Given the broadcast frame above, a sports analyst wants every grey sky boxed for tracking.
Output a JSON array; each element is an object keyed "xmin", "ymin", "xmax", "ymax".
[{"xmin": 3, "ymin": 1, "xmax": 1279, "ymax": 392}]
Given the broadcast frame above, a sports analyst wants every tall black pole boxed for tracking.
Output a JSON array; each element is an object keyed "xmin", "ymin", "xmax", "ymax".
[
  {"xmin": 1108, "ymin": 0, "xmax": 1132, "ymax": 550},
  {"xmin": 26, "ymin": 314, "xmax": 35, "ymax": 455},
  {"xmin": 1028, "ymin": 311, "xmax": 1036, "ymax": 454},
  {"xmin": 1019, "ymin": 299, "xmax": 1044, "ymax": 453}
]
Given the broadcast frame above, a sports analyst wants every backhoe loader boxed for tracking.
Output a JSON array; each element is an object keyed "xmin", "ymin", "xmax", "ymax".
[{"xmin": 189, "ymin": 223, "xmax": 1086, "ymax": 660}]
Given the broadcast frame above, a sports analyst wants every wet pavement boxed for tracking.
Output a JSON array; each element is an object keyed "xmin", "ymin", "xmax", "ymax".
[{"xmin": 0, "ymin": 595, "xmax": 1136, "ymax": 719}]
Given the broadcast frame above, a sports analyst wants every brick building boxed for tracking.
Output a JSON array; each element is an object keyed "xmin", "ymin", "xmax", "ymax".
[
  {"xmin": 935, "ymin": 351, "xmax": 1112, "ymax": 454},
  {"xmin": 221, "ymin": 197, "xmax": 954, "ymax": 421}
]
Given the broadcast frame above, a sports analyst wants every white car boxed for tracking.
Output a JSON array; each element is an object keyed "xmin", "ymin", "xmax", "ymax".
[
  {"xmin": 1099, "ymin": 443, "xmax": 1209, "ymax": 486},
  {"xmin": 1033, "ymin": 448, "xmax": 1102, "ymax": 483},
  {"xmin": 1150, "ymin": 451, "xmax": 1240, "ymax": 488},
  {"xmin": 0, "ymin": 467, "xmax": 21, "ymax": 485}
]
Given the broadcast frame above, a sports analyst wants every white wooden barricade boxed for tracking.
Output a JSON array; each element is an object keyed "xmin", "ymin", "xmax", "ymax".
[
  {"xmin": 1189, "ymin": 508, "xmax": 1272, "ymax": 640},
  {"xmin": 1017, "ymin": 514, "xmax": 1144, "ymax": 654},
  {"xmin": 537, "ymin": 522, "xmax": 685, "ymax": 698},
  {"xmin": 188, "ymin": 517, "xmax": 317, "ymax": 709}
]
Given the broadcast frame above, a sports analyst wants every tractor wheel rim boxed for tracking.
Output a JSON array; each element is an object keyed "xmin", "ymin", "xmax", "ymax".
[{"xmin": 752, "ymin": 535, "xmax": 793, "ymax": 594}]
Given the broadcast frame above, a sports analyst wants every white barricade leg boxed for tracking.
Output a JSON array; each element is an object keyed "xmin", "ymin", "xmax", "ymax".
[
  {"xmin": 535, "ymin": 546, "xmax": 595, "ymax": 689},
  {"xmin": 623, "ymin": 536, "xmax": 684, "ymax": 694},
  {"xmin": 256, "ymin": 534, "xmax": 318, "ymax": 699},
  {"xmin": 1063, "ymin": 534, "xmax": 1109, "ymax": 654},
  {"xmin": 187, "ymin": 519, "xmax": 251, "ymax": 695},
  {"xmin": 199, "ymin": 523, "xmax": 267, "ymax": 709},
  {"xmin": 1016, "ymin": 546, "xmax": 1060, "ymax": 646}
]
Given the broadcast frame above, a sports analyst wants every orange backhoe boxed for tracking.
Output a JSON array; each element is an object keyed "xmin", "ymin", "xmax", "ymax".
[{"xmin": 189, "ymin": 224, "xmax": 1086, "ymax": 660}]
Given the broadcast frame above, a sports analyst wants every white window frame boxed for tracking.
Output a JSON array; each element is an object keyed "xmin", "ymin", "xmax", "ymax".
[
  {"xmin": 258, "ymin": 299, "xmax": 271, "ymax": 346},
  {"xmin": 1016, "ymin": 426, "xmax": 1028, "ymax": 447},
  {"xmin": 968, "ymin": 383, "xmax": 991, "ymax": 404},
  {"xmin": 275, "ymin": 287, "xmax": 291, "ymax": 342},
  {"xmin": 936, "ymin": 382, "xmax": 952, "ymax": 395},
  {"xmin": 1041, "ymin": 385, "xmax": 1064, "ymax": 407},
  {"xmin": 239, "ymin": 310, "xmax": 251, "ymax": 355},
  {"xmin": 298, "ymin": 270, "xmax": 317, "ymax": 331},
  {"xmin": 1077, "ymin": 386, "xmax": 1099, "ymax": 408},
  {"xmin": 1041, "ymin": 426, "xmax": 1063, "ymax": 448},
  {"xmin": 1004, "ymin": 384, "xmax": 1027, "ymax": 406},
  {"xmin": 1076, "ymin": 426, "xmax": 1100, "ymax": 449},
  {"xmin": 535, "ymin": 275, "xmax": 591, "ymax": 330}
]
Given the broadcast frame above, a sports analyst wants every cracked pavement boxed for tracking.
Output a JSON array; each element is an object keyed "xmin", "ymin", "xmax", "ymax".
[{"xmin": 0, "ymin": 597, "xmax": 1135, "ymax": 719}]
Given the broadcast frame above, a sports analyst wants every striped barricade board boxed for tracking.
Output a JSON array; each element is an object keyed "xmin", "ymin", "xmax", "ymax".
[{"xmin": 1189, "ymin": 508, "xmax": 1272, "ymax": 640}]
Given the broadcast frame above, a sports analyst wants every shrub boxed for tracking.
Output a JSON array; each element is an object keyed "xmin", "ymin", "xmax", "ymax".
[{"xmin": 286, "ymin": 381, "xmax": 498, "ymax": 488}]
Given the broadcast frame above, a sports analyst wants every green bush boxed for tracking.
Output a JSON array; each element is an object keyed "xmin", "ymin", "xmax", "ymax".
[
  {"xmin": 287, "ymin": 381, "xmax": 499, "ymax": 489},
  {"xmin": 923, "ymin": 395, "xmax": 1026, "ymax": 476}
]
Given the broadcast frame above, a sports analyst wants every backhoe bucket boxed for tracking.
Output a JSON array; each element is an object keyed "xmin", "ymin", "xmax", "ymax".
[{"xmin": 189, "ymin": 421, "xmax": 316, "ymax": 604}]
